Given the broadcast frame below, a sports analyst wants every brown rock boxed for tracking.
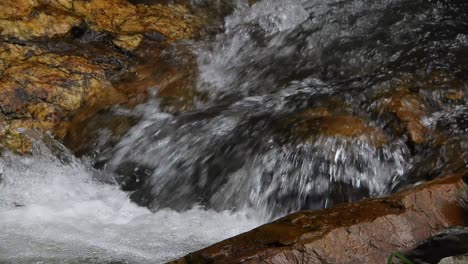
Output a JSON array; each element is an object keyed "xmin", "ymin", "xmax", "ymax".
[
  {"xmin": 0, "ymin": 42, "xmax": 124, "ymax": 153},
  {"xmin": 373, "ymin": 72, "xmax": 466, "ymax": 144},
  {"xmin": 115, "ymin": 42, "xmax": 199, "ymax": 111},
  {"xmin": 172, "ymin": 172, "xmax": 468, "ymax": 264},
  {"xmin": 374, "ymin": 88, "xmax": 429, "ymax": 144},
  {"xmin": 0, "ymin": 0, "xmax": 206, "ymax": 153},
  {"xmin": 0, "ymin": 53, "xmax": 106, "ymax": 114},
  {"xmin": 112, "ymin": 34, "xmax": 144, "ymax": 51},
  {"xmin": 0, "ymin": 6, "xmax": 81, "ymax": 40},
  {"xmin": 0, "ymin": 0, "xmax": 203, "ymax": 50},
  {"xmin": 391, "ymin": 93, "xmax": 428, "ymax": 144},
  {"xmin": 0, "ymin": 0, "xmax": 38, "ymax": 19},
  {"xmin": 277, "ymin": 106, "xmax": 387, "ymax": 147}
]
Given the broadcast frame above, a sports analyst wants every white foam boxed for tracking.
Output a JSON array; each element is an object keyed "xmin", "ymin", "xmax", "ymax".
[{"xmin": 0, "ymin": 145, "xmax": 261, "ymax": 263}]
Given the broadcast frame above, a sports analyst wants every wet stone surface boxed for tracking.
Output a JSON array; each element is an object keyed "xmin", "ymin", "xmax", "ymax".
[{"xmin": 0, "ymin": 0, "xmax": 467, "ymax": 263}]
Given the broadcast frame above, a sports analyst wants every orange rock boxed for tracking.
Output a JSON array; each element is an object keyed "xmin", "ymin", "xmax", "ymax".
[
  {"xmin": 0, "ymin": 0, "xmax": 38, "ymax": 19},
  {"xmin": 375, "ymin": 88, "xmax": 429, "ymax": 144},
  {"xmin": 172, "ymin": 172, "xmax": 468, "ymax": 264},
  {"xmin": 391, "ymin": 93, "xmax": 428, "ymax": 144},
  {"xmin": 0, "ymin": 7, "xmax": 81, "ymax": 40},
  {"xmin": 0, "ymin": 0, "xmax": 205, "ymax": 153},
  {"xmin": 0, "ymin": 42, "xmax": 121, "ymax": 153},
  {"xmin": 0, "ymin": 0, "xmax": 203, "ymax": 51},
  {"xmin": 48, "ymin": 0, "xmax": 202, "ymax": 41},
  {"xmin": 278, "ymin": 108, "xmax": 387, "ymax": 147}
]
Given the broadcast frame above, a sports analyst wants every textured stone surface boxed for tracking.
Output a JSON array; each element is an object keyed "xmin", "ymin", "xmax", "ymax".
[
  {"xmin": 275, "ymin": 98, "xmax": 387, "ymax": 147},
  {"xmin": 0, "ymin": 43, "xmax": 117, "ymax": 152},
  {"xmin": 0, "ymin": 0, "xmax": 202, "ymax": 47},
  {"xmin": 171, "ymin": 172, "xmax": 468, "ymax": 264},
  {"xmin": 0, "ymin": 0, "xmax": 205, "ymax": 153},
  {"xmin": 439, "ymin": 255, "xmax": 468, "ymax": 264},
  {"xmin": 404, "ymin": 227, "xmax": 468, "ymax": 263}
]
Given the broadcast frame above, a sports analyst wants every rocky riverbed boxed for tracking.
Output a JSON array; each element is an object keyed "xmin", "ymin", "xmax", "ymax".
[{"xmin": 0, "ymin": 0, "xmax": 467, "ymax": 263}]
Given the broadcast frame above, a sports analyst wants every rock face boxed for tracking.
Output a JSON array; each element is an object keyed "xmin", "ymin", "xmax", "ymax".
[
  {"xmin": 171, "ymin": 172, "xmax": 468, "ymax": 264},
  {"xmin": 0, "ymin": 41, "xmax": 123, "ymax": 152},
  {"xmin": 439, "ymin": 255, "xmax": 468, "ymax": 264},
  {"xmin": 0, "ymin": 0, "xmax": 204, "ymax": 153},
  {"xmin": 0, "ymin": 0, "xmax": 202, "ymax": 46},
  {"xmin": 404, "ymin": 227, "xmax": 468, "ymax": 263}
]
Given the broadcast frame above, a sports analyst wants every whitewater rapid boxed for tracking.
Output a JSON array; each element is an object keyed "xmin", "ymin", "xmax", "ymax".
[
  {"xmin": 0, "ymin": 139, "xmax": 261, "ymax": 263},
  {"xmin": 1, "ymin": 0, "xmax": 467, "ymax": 262}
]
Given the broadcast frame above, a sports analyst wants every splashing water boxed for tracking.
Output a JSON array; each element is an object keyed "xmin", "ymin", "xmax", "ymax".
[
  {"xmin": 1, "ymin": 0, "xmax": 467, "ymax": 263},
  {"xmin": 0, "ymin": 138, "xmax": 261, "ymax": 263}
]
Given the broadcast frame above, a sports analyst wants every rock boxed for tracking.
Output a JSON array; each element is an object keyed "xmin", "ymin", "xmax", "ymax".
[
  {"xmin": 376, "ymin": 88, "xmax": 429, "ymax": 144},
  {"xmin": 0, "ymin": 0, "xmax": 206, "ymax": 153},
  {"xmin": 0, "ymin": 0, "xmax": 37, "ymax": 19},
  {"xmin": 0, "ymin": 53, "xmax": 105, "ymax": 114},
  {"xmin": 402, "ymin": 227, "xmax": 468, "ymax": 263},
  {"xmin": 171, "ymin": 172, "xmax": 468, "ymax": 264},
  {"xmin": 63, "ymin": 109, "xmax": 137, "ymax": 156},
  {"xmin": 0, "ymin": 42, "xmax": 127, "ymax": 153},
  {"xmin": 275, "ymin": 101, "xmax": 387, "ymax": 147},
  {"xmin": 112, "ymin": 34, "xmax": 144, "ymax": 51},
  {"xmin": 403, "ymin": 106, "xmax": 468, "ymax": 184},
  {"xmin": 0, "ymin": 0, "xmax": 203, "ymax": 48},
  {"xmin": 0, "ymin": 6, "xmax": 81, "ymax": 40},
  {"xmin": 439, "ymin": 255, "xmax": 468, "ymax": 264},
  {"xmin": 115, "ymin": 42, "xmax": 199, "ymax": 112},
  {"xmin": 371, "ymin": 71, "xmax": 466, "ymax": 145}
]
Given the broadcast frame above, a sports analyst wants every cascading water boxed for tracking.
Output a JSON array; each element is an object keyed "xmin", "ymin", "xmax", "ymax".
[{"xmin": 1, "ymin": 0, "xmax": 467, "ymax": 263}]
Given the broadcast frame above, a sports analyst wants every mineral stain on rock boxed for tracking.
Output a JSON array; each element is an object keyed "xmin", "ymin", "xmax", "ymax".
[{"xmin": 0, "ymin": 0, "xmax": 205, "ymax": 153}]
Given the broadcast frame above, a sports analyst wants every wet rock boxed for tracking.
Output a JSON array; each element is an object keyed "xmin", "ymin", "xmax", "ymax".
[
  {"xmin": 402, "ymin": 106, "xmax": 468, "ymax": 183},
  {"xmin": 171, "ymin": 172, "xmax": 468, "ymax": 264},
  {"xmin": 0, "ymin": 6, "xmax": 81, "ymax": 40},
  {"xmin": 439, "ymin": 255, "xmax": 468, "ymax": 264},
  {"xmin": 0, "ymin": 53, "xmax": 105, "ymax": 114},
  {"xmin": 63, "ymin": 109, "xmax": 137, "ymax": 156},
  {"xmin": 376, "ymin": 88, "xmax": 428, "ymax": 144},
  {"xmin": 371, "ymin": 72, "xmax": 467, "ymax": 145},
  {"xmin": 403, "ymin": 227, "xmax": 468, "ymax": 264},
  {"xmin": 112, "ymin": 34, "xmax": 144, "ymax": 51},
  {"xmin": 0, "ymin": 0, "xmax": 207, "ymax": 153},
  {"xmin": 0, "ymin": 0, "xmax": 203, "ymax": 51},
  {"xmin": 115, "ymin": 42, "xmax": 200, "ymax": 111},
  {"xmin": 0, "ymin": 42, "xmax": 126, "ymax": 153},
  {"xmin": 0, "ymin": 0, "xmax": 37, "ymax": 19},
  {"xmin": 276, "ymin": 100, "xmax": 387, "ymax": 148}
]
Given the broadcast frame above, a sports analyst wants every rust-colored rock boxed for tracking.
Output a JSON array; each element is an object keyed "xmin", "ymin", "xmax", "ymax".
[
  {"xmin": 276, "ymin": 102, "xmax": 387, "ymax": 147},
  {"xmin": 0, "ymin": 0, "xmax": 37, "ymax": 19},
  {"xmin": 171, "ymin": 172, "xmax": 468, "ymax": 264},
  {"xmin": 0, "ymin": 0, "xmax": 203, "ymax": 50},
  {"xmin": 388, "ymin": 91, "xmax": 428, "ymax": 144},
  {"xmin": 0, "ymin": 0, "xmax": 205, "ymax": 153},
  {"xmin": 372, "ymin": 72, "xmax": 466, "ymax": 145},
  {"xmin": 115, "ymin": 43, "xmax": 199, "ymax": 111},
  {"xmin": 0, "ymin": 42, "xmax": 127, "ymax": 153},
  {"xmin": 0, "ymin": 6, "xmax": 81, "ymax": 40}
]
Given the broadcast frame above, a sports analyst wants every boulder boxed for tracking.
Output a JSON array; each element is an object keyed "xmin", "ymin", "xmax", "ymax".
[
  {"xmin": 171, "ymin": 172, "xmax": 468, "ymax": 264},
  {"xmin": 439, "ymin": 255, "xmax": 468, "ymax": 264},
  {"xmin": 0, "ymin": 43, "xmax": 121, "ymax": 152},
  {"xmin": 0, "ymin": 0, "xmax": 203, "ymax": 49},
  {"xmin": 275, "ymin": 97, "xmax": 387, "ymax": 148},
  {"xmin": 0, "ymin": 0, "xmax": 205, "ymax": 153},
  {"xmin": 402, "ymin": 227, "xmax": 468, "ymax": 263}
]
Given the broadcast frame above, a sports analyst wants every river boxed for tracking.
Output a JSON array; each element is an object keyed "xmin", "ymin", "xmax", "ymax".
[{"xmin": 0, "ymin": 0, "xmax": 467, "ymax": 263}]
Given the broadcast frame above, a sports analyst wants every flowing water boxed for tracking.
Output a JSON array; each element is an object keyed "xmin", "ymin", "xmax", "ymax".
[{"xmin": 1, "ymin": 0, "xmax": 467, "ymax": 263}]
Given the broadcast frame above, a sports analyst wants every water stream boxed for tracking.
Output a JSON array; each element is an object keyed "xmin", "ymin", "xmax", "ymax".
[{"xmin": 1, "ymin": 0, "xmax": 467, "ymax": 263}]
